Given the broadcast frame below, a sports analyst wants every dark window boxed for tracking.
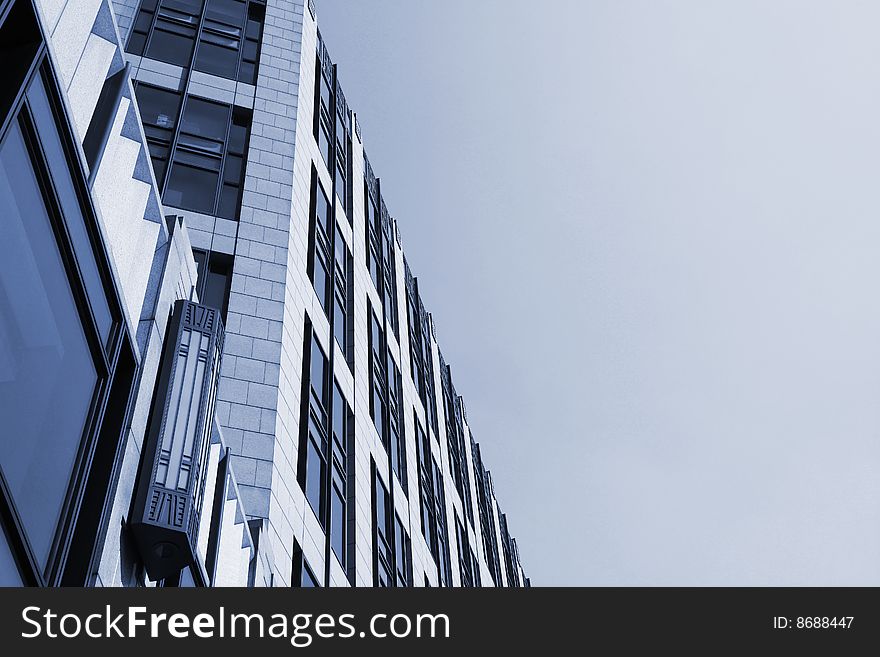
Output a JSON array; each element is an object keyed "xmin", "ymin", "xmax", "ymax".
[
  {"xmin": 145, "ymin": 0, "xmax": 204, "ymax": 67},
  {"xmin": 372, "ymin": 465, "xmax": 392, "ymax": 587},
  {"xmin": 129, "ymin": 0, "xmax": 264, "ymax": 83},
  {"xmin": 334, "ymin": 147, "xmax": 346, "ymax": 212},
  {"xmin": 304, "ymin": 429, "xmax": 324, "ymax": 516},
  {"xmin": 364, "ymin": 190, "xmax": 382, "ymax": 293},
  {"xmin": 194, "ymin": 0, "xmax": 264, "ymax": 82},
  {"xmin": 306, "ymin": 332, "xmax": 328, "ymax": 518},
  {"xmin": 368, "ymin": 305, "xmax": 386, "ymax": 441},
  {"xmin": 217, "ymin": 109, "xmax": 249, "ymax": 219},
  {"xmin": 192, "ymin": 248, "xmax": 232, "ymax": 320},
  {"xmin": 472, "ymin": 441, "xmax": 502, "ymax": 586},
  {"xmin": 125, "ymin": 0, "xmax": 159, "ymax": 56},
  {"xmin": 329, "ymin": 383, "xmax": 349, "ymax": 568},
  {"xmin": 298, "ymin": 315, "xmax": 354, "ymax": 577},
  {"xmin": 394, "ymin": 514, "xmax": 410, "ymax": 587},
  {"xmin": 301, "ymin": 560, "xmax": 320, "ymax": 587},
  {"xmin": 387, "ymin": 353, "xmax": 405, "ymax": 487},
  {"xmin": 307, "ymin": 168, "xmax": 351, "ymax": 370},
  {"xmin": 164, "ymin": 96, "xmax": 250, "ymax": 219},
  {"xmin": 455, "ymin": 515, "xmax": 474, "ymax": 587},
  {"xmin": 308, "ymin": 175, "xmax": 331, "ymax": 311},
  {"xmin": 371, "ymin": 463, "xmax": 410, "ymax": 588},
  {"xmin": 194, "ymin": 0, "xmax": 245, "ymax": 78},
  {"xmin": 414, "ymin": 413, "xmax": 452, "ymax": 586},
  {"xmin": 442, "ymin": 364, "xmax": 474, "ymax": 527},
  {"xmin": 292, "ymin": 539, "xmax": 321, "ymax": 587},
  {"xmin": 313, "ymin": 64, "xmax": 333, "ymax": 170},
  {"xmin": 330, "ymin": 482, "xmax": 344, "ymax": 564},
  {"xmin": 238, "ymin": 4, "xmax": 265, "ymax": 84},
  {"xmin": 133, "ymin": 82, "xmax": 181, "ymax": 188},
  {"xmin": 332, "ymin": 227, "xmax": 350, "ymax": 362},
  {"xmin": 382, "ymin": 235, "xmax": 399, "ymax": 339}
]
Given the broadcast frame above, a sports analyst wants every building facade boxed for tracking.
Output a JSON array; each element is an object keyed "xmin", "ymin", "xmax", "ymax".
[{"xmin": 0, "ymin": 0, "xmax": 528, "ymax": 588}]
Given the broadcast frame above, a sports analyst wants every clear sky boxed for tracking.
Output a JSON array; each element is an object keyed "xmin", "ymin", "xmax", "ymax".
[{"xmin": 316, "ymin": 0, "xmax": 880, "ymax": 585}]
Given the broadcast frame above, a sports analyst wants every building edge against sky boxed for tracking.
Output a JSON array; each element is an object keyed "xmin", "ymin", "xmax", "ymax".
[{"xmin": 0, "ymin": 0, "xmax": 528, "ymax": 587}]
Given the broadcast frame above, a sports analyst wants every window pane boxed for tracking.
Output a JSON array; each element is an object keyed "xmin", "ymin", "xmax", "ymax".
[
  {"xmin": 222, "ymin": 154, "xmax": 242, "ymax": 183},
  {"xmin": 228, "ymin": 118, "xmax": 248, "ymax": 153},
  {"xmin": 0, "ymin": 122, "xmax": 98, "ymax": 568},
  {"xmin": 133, "ymin": 11, "xmax": 154, "ymax": 33},
  {"xmin": 216, "ymin": 183, "xmax": 240, "ymax": 220},
  {"xmin": 310, "ymin": 337, "xmax": 326, "ymax": 401},
  {"xmin": 318, "ymin": 124, "xmax": 331, "ymax": 168},
  {"xmin": 237, "ymin": 61, "xmax": 256, "ymax": 85},
  {"xmin": 164, "ymin": 0, "xmax": 203, "ymax": 15},
  {"xmin": 192, "ymin": 248, "xmax": 208, "ymax": 297},
  {"xmin": 181, "ymin": 97, "xmax": 229, "ymax": 141},
  {"xmin": 127, "ymin": 32, "xmax": 147, "ymax": 55},
  {"xmin": 145, "ymin": 28, "xmax": 195, "ymax": 66},
  {"xmin": 312, "ymin": 257, "xmax": 328, "ymax": 310},
  {"xmin": 203, "ymin": 256, "xmax": 231, "ymax": 318},
  {"xmin": 334, "ymin": 229, "xmax": 347, "ymax": 274},
  {"xmin": 301, "ymin": 560, "xmax": 319, "ymax": 587},
  {"xmin": 305, "ymin": 438, "xmax": 323, "ymax": 517},
  {"xmin": 320, "ymin": 78, "xmax": 331, "ymax": 112},
  {"xmin": 331, "ymin": 486, "xmax": 344, "ymax": 564},
  {"xmin": 195, "ymin": 41, "xmax": 239, "ymax": 79},
  {"xmin": 332, "ymin": 385, "xmax": 345, "ymax": 445},
  {"xmin": 333, "ymin": 294, "xmax": 345, "ymax": 352},
  {"xmin": 205, "ymin": 0, "xmax": 246, "ymax": 24},
  {"xmin": 135, "ymin": 84, "xmax": 181, "ymax": 130},
  {"xmin": 315, "ymin": 183, "xmax": 330, "ymax": 233},
  {"xmin": 164, "ymin": 162, "xmax": 219, "ymax": 213},
  {"xmin": 242, "ymin": 38, "xmax": 258, "ymax": 61}
]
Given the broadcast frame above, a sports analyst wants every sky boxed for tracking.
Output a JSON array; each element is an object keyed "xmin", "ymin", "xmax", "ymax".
[{"xmin": 316, "ymin": 0, "xmax": 880, "ymax": 585}]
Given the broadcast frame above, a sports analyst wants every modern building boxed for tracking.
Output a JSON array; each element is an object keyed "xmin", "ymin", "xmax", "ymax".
[{"xmin": 0, "ymin": 0, "xmax": 528, "ymax": 588}]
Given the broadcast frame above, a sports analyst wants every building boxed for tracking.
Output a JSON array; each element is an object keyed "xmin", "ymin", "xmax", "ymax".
[{"xmin": 0, "ymin": 0, "xmax": 528, "ymax": 588}]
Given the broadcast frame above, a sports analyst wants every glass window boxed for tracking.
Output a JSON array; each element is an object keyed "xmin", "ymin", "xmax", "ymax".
[
  {"xmin": 312, "ymin": 256, "xmax": 329, "ymax": 310},
  {"xmin": 0, "ymin": 121, "xmax": 99, "ymax": 568},
  {"xmin": 165, "ymin": 96, "xmax": 250, "ymax": 219},
  {"xmin": 301, "ymin": 559, "xmax": 319, "ymax": 587},
  {"xmin": 310, "ymin": 337, "xmax": 326, "ymax": 404},
  {"xmin": 205, "ymin": 0, "xmax": 245, "ymax": 23},
  {"xmin": 333, "ymin": 292, "xmax": 346, "ymax": 354},
  {"xmin": 317, "ymin": 121, "xmax": 331, "ymax": 169},
  {"xmin": 332, "ymin": 385, "xmax": 346, "ymax": 449},
  {"xmin": 195, "ymin": 36, "xmax": 239, "ymax": 78},
  {"xmin": 181, "ymin": 97, "xmax": 228, "ymax": 139},
  {"xmin": 199, "ymin": 252, "xmax": 232, "ymax": 319},
  {"xmin": 164, "ymin": 161, "xmax": 219, "ymax": 214},
  {"xmin": 135, "ymin": 83, "xmax": 181, "ymax": 131},
  {"xmin": 315, "ymin": 181, "xmax": 330, "ymax": 233},
  {"xmin": 334, "ymin": 228, "xmax": 347, "ymax": 275},
  {"xmin": 305, "ymin": 434, "xmax": 323, "ymax": 517},
  {"xmin": 146, "ymin": 21, "xmax": 197, "ymax": 67},
  {"xmin": 134, "ymin": 83, "xmax": 181, "ymax": 186},
  {"xmin": 334, "ymin": 155, "xmax": 346, "ymax": 210},
  {"xmin": 330, "ymin": 484, "xmax": 344, "ymax": 564}
]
